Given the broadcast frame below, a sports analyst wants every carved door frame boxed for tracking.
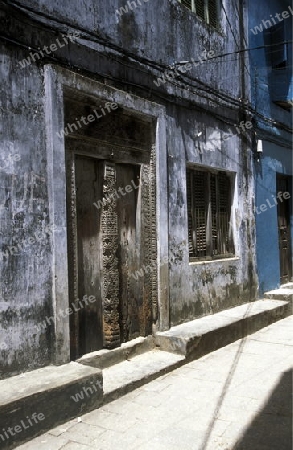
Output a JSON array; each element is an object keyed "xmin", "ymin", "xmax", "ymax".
[{"xmin": 44, "ymin": 65, "xmax": 169, "ymax": 365}]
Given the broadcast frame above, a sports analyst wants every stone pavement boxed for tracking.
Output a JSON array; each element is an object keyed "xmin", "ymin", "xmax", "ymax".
[{"xmin": 16, "ymin": 316, "xmax": 293, "ymax": 450}]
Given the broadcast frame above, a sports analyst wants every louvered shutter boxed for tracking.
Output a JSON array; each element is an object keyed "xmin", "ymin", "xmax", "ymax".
[
  {"xmin": 186, "ymin": 170, "xmax": 195, "ymax": 257},
  {"xmin": 181, "ymin": 0, "xmax": 193, "ymax": 10},
  {"xmin": 187, "ymin": 168, "xmax": 234, "ymax": 260},
  {"xmin": 218, "ymin": 172, "xmax": 230, "ymax": 254},
  {"xmin": 208, "ymin": 0, "xmax": 218, "ymax": 28},
  {"xmin": 194, "ymin": 170, "xmax": 207, "ymax": 257},
  {"xmin": 195, "ymin": 0, "xmax": 205, "ymax": 20},
  {"xmin": 210, "ymin": 173, "xmax": 218, "ymax": 255},
  {"xmin": 270, "ymin": 22, "xmax": 287, "ymax": 68}
]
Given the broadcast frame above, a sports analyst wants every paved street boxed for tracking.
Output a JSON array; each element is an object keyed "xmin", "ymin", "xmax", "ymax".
[{"xmin": 17, "ymin": 317, "xmax": 293, "ymax": 450}]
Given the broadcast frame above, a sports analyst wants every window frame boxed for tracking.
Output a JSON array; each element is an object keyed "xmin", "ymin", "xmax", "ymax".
[
  {"xmin": 186, "ymin": 166, "xmax": 235, "ymax": 262},
  {"xmin": 269, "ymin": 21, "xmax": 288, "ymax": 70},
  {"xmin": 178, "ymin": 0, "xmax": 220, "ymax": 30}
]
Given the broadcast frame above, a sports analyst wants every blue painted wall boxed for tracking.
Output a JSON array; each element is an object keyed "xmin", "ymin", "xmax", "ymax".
[
  {"xmin": 248, "ymin": 0, "xmax": 293, "ymax": 132},
  {"xmin": 247, "ymin": 0, "xmax": 293, "ymax": 294},
  {"xmin": 255, "ymin": 143, "xmax": 292, "ymax": 294}
]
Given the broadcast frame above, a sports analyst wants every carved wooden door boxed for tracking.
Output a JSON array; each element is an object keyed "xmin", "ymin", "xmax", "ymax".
[
  {"xmin": 116, "ymin": 163, "xmax": 150, "ymax": 343},
  {"xmin": 67, "ymin": 154, "xmax": 153, "ymax": 359}
]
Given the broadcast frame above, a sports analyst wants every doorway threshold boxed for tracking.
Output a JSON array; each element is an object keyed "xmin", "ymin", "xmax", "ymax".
[
  {"xmin": 264, "ymin": 284, "xmax": 293, "ymax": 311},
  {"xmin": 280, "ymin": 282, "xmax": 293, "ymax": 289},
  {"xmin": 76, "ymin": 336, "xmax": 154, "ymax": 370}
]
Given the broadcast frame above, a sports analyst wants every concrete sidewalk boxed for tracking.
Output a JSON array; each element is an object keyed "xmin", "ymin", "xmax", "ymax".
[{"xmin": 15, "ymin": 316, "xmax": 293, "ymax": 450}]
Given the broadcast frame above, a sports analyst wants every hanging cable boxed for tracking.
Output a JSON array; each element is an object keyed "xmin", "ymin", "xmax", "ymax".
[{"xmin": 0, "ymin": 0, "xmax": 292, "ymax": 134}]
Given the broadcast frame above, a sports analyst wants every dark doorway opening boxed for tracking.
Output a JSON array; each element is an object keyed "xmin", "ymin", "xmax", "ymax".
[
  {"xmin": 277, "ymin": 174, "xmax": 292, "ymax": 285},
  {"xmin": 66, "ymin": 155, "xmax": 154, "ymax": 360}
]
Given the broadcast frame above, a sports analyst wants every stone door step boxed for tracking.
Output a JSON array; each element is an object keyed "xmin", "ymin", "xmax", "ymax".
[
  {"xmin": 102, "ymin": 350, "xmax": 185, "ymax": 404},
  {"xmin": 77, "ymin": 335, "xmax": 154, "ymax": 369},
  {"xmin": 264, "ymin": 286, "xmax": 293, "ymax": 304},
  {"xmin": 0, "ymin": 362, "xmax": 103, "ymax": 450},
  {"xmin": 155, "ymin": 299, "xmax": 291, "ymax": 359},
  {"xmin": 281, "ymin": 282, "xmax": 293, "ymax": 288}
]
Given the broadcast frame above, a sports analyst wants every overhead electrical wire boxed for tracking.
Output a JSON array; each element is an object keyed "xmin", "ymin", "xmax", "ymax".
[
  {"xmin": 0, "ymin": 35, "xmax": 291, "ymax": 135},
  {"xmin": 172, "ymin": 40, "xmax": 293, "ymax": 67},
  {"xmin": 3, "ymin": 0, "xmax": 292, "ymax": 74},
  {"xmin": 0, "ymin": 0, "xmax": 292, "ymax": 135}
]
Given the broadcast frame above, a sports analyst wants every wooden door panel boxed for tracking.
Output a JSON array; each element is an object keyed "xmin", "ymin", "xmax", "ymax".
[
  {"xmin": 75, "ymin": 156, "xmax": 104, "ymax": 355},
  {"xmin": 277, "ymin": 175, "xmax": 292, "ymax": 284},
  {"xmin": 116, "ymin": 164, "xmax": 143, "ymax": 342}
]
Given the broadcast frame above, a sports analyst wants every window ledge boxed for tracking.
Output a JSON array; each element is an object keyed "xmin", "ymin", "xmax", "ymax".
[{"xmin": 189, "ymin": 256, "xmax": 240, "ymax": 266}]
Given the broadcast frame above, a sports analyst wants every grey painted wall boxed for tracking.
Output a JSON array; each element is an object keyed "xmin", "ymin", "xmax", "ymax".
[{"xmin": 0, "ymin": 47, "xmax": 53, "ymax": 377}]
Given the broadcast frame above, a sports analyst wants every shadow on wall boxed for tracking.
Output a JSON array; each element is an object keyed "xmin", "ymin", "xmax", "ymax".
[{"xmin": 234, "ymin": 369, "xmax": 292, "ymax": 450}]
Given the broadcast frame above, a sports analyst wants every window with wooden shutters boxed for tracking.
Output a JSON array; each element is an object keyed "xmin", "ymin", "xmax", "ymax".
[
  {"xmin": 207, "ymin": 0, "xmax": 218, "ymax": 29},
  {"xmin": 195, "ymin": 0, "xmax": 205, "ymax": 21},
  {"xmin": 178, "ymin": 0, "xmax": 220, "ymax": 29},
  {"xmin": 180, "ymin": 0, "xmax": 192, "ymax": 10},
  {"xmin": 186, "ymin": 168, "xmax": 234, "ymax": 260},
  {"xmin": 270, "ymin": 22, "xmax": 287, "ymax": 69}
]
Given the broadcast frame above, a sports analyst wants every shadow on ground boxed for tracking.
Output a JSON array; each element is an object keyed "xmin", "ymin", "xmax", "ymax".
[{"xmin": 234, "ymin": 368, "xmax": 292, "ymax": 450}]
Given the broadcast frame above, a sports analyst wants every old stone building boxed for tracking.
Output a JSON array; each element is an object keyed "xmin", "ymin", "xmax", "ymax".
[{"xmin": 0, "ymin": 0, "xmax": 257, "ymax": 378}]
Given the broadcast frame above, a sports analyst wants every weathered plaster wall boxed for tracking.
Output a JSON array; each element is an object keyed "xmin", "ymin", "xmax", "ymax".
[{"xmin": 0, "ymin": 45, "xmax": 53, "ymax": 377}]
